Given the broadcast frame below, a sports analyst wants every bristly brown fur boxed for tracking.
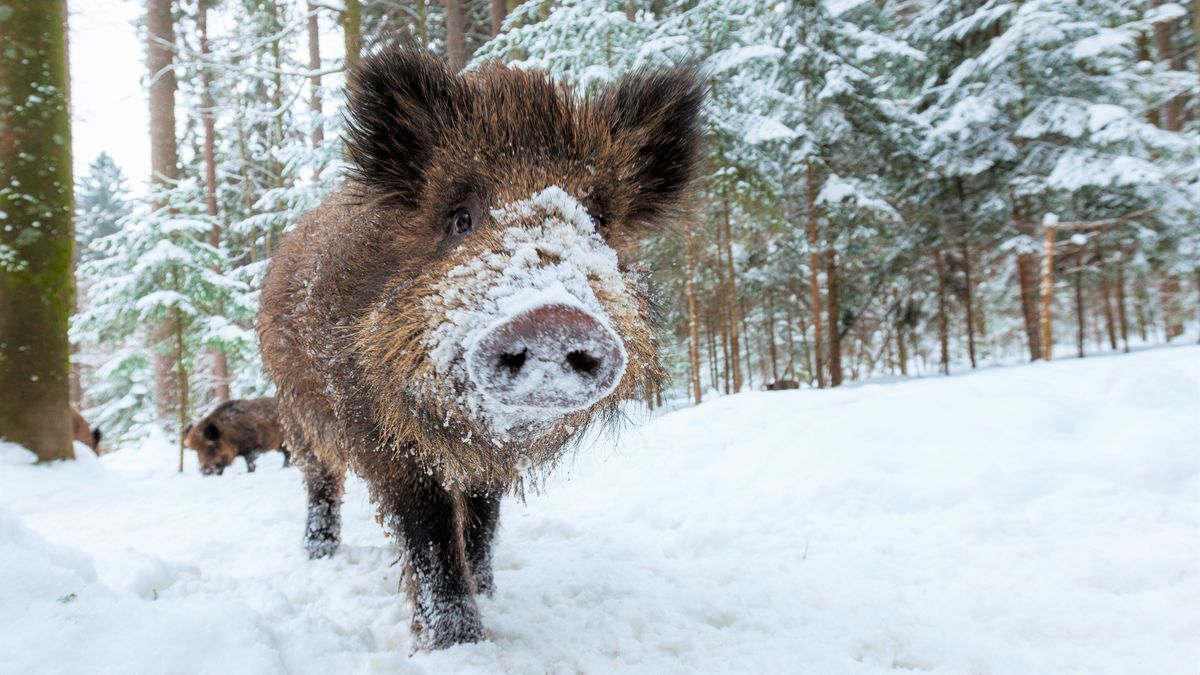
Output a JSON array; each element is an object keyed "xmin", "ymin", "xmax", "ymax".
[
  {"xmin": 185, "ymin": 397, "xmax": 287, "ymax": 475},
  {"xmin": 257, "ymin": 47, "xmax": 703, "ymax": 650}
]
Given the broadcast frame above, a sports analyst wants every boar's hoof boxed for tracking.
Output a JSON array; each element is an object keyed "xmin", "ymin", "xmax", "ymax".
[
  {"xmin": 467, "ymin": 303, "xmax": 626, "ymax": 412},
  {"xmin": 412, "ymin": 597, "xmax": 485, "ymax": 651}
]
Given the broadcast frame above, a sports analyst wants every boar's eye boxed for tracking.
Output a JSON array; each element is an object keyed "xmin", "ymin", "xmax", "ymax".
[
  {"xmin": 583, "ymin": 199, "xmax": 607, "ymax": 232},
  {"xmin": 450, "ymin": 208, "xmax": 473, "ymax": 235}
]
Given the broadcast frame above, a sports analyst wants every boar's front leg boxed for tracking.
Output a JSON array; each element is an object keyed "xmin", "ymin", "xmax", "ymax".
[
  {"xmin": 383, "ymin": 475, "xmax": 484, "ymax": 651},
  {"xmin": 302, "ymin": 457, "xmax": 345, "ymax": 559},
  {"xmin": 464, "ymin": 490, "xmax": 501, "ymax": 596}
]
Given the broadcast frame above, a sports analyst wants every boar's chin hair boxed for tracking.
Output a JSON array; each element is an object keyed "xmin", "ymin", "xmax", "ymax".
[{"xmin": 352, "ymin": 249, "xmax": 666, "ymax": 494}]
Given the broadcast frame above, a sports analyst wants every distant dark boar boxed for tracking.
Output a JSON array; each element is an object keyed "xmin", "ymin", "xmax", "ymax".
[
  {"xmin": 184, "ymin": 397, "xmax": 289, "ymax": 475},
  {"xmin": 257, "ymin": 48, "xmax": 702, "ymax": 650},
  {"xmin": 765, "ymin": 379, "xmax": 800, "ymax": 391},
  {"xmin": 71, "ymin": 408, "xmax": 101, "ymax": 454}
]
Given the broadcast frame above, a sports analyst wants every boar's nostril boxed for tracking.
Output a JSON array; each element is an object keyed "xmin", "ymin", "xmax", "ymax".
[
  {"xmin": 466, "ymin": 303, "xmax": 628, "ymax": 413},
  {"xmin": 498, "ymin": 348, "xmax": 527, "ymax": 374},
  {"xmin": 566, "ymin": 350, "xmax": 600, "ymax": 376}
]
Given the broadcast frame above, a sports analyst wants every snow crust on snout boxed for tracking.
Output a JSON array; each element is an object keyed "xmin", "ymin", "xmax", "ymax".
[
  {"xmin": 423, "ymin": 186, "xmax": 634, "ymax": 439},
  {"xmin": 464, "ymin": 283, "xmax": 628, "ymax": 413}
]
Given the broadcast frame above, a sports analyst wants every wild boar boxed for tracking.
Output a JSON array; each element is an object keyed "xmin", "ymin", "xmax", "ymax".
[
  {"xmin": 184, "ymin": 397, "xmax": 289, "ymax": 475},
  {"xmin": 257, "ymin": 48, "xmax": 702, "ymax": 650},
  {"xmin": 71, "ymin": 408, "xmax": 101, "ymax": 454}
]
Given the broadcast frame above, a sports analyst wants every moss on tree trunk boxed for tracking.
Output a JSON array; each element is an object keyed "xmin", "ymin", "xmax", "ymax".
[{"xmin": 0, "ymin": 0, "xmax": 76, "ymax": 461}]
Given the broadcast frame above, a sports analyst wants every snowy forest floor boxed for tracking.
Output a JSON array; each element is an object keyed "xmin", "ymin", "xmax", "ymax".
[{"xmin": 2, "ymin": 345, "xmax": 1198, "ymax": 675}]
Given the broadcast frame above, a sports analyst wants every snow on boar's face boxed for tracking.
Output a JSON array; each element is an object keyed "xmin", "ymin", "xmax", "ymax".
[{"xmin": 348, "ymin": 50, "xmax": 703, "ymax": 487}]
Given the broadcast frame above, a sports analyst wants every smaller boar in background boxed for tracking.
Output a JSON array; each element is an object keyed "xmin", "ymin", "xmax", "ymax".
[
  {"xmin": 184, "ymin": 397, "xmax": 289, "ymax": 475},
  {"xmin": 71, "ymin": 408, "xmax": 102, "ymax": 454}
]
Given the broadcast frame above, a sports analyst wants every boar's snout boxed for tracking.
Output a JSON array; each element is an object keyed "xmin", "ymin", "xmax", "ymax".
[{"xmin": 466, "ymin": 304, "xmax": 626, "ymax": 413}]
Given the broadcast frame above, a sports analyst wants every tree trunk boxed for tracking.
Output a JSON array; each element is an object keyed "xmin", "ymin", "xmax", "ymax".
[
  {"xmin": 1101, "ymin": 275, "xmax": 1118, "ymax": 351},
  {"xmin": 766, "ymin": 295, "xmax": 779, "ymax": 384},
  {"xmin": 1116, "ymin": 263, "xmax": 1130, "ymax": 352},
  {"xmin": 960, "ymin": 239, "xmax": 977, "ymax": 368},
  {"xmin": 1017, "ymin": 253, "xmax": 1042, "ymax": 361},
  {"xmin": 1161, "ymin": 275, "xmax": 1184, "ymax": 340},
  {"xmin": 443, "ymin": 0, "xmax": 467, "ymax": 72},
  {"xmin": 342, "ymin": 0, "xmax": 361, "ymax": 70},
  {"xmin": 684, "ymin": 221, "xmax": 702, "ymax": 404},
  {"xmin": 491, "ymin": 0, "xmax": 506, "ymax": 36},
  {"xmin": 1073, "ymin": 270, "xmax": 1085, "ymax": 358},
  {"xmin": 148, "ymin": 0, "xmax": 182, "ymax": 423},
  {"xmin": 1150, "ymin": 0, "xmax": 1183, "ymax": 131},
  {"xmin": 0, "ymin": 0, "xmax": 76, "ymax": 461},
  {"xmin": 720, "ymin": 197, "xmax": 743, "ymax": 392},
  {"xmin": 804, "ymin": 163, "xmax": 825, "ymax": 388},
  {"xmin": 198, "ymin": 0, "xmax": 231, "ymax": 404},
  {"xmin": 307, "ymin": 3, "xmax": 324, "ymax": 153},
  {"xmin": 1039, "ymin": 226, "xmax": 1056, "ymax": 361},
  {"xmin": 934, "ymin": 249, "xmax": 950, "ymax": 375},
  {"xmin": 826, "ymin": 250, "xmax": 843, "ymax": 386}
]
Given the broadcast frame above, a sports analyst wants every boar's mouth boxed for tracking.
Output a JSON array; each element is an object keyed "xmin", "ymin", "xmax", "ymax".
[{"xmin": 465, "ymin": 302, "xmax": 627, "ymax": 413}]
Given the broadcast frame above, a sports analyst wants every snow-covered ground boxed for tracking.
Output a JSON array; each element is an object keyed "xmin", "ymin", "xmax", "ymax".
[{"xmin": 2, "ymin": 346, "xmax": 1198, "ymax": 674}]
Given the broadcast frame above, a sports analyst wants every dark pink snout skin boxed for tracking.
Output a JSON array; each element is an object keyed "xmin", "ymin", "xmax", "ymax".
[{"xmin": 466, "ymin": 304, "xmax": 627, "ymax": 411}]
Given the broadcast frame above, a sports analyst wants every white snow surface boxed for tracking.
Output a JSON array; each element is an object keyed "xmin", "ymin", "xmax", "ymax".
[{"xmin": 2, "ymin": 346, "xmax": 1198, "ymax": 674}]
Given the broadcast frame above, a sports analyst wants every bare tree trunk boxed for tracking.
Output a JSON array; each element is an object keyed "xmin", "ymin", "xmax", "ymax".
[
  {"xmin": 1017, "ymin": 253, "xmax": 1042, "ymax": 361},
  {"xmin": 1150, "ymin": 0, "xmax": 1183, "ymax": 130},
  {"xmin": 198, "ymin": 0, "xmax": 231, "ymax": 404},
  {"xmin": 1101, "ymin": 275, "xmax": 1118, "ymax": 351},
  {"xmin": 307, "ymin": 3, "xmax": 324, "ymax": 154},
  {"xmin": 491, "ymin": 0, "xmax": 506, "ymax": 36},
  {"xmin": 342, "ymin": 0, "xmax": 361, "ymax": 70},
  {"xmin": 443, "ymin": 0, "xmax": 467, "ymax": 72},
  {"xmin": 766, "ymin": 295, "xmax": 779, "ymax": 384},
  {"xmin": 148, "ymin": 0, "xmax": 182, "ymax": 423},
  {"xmin": 0, "ymin": 0, "xmax": 76, "ymax": 461},
  {"xmin": 1161, "ymin": 276, "xmax": 1184, "ymax": 340},
  {"xmin": 960, "ymin": 239, "xmax": 977, "ymax": 368},
  {"xmin": 1116, "ymin": 262, "xmax": 1130, "ymax": 352},
  {"xmin": 805, "ymin": 163, "xmax": 825, "ymax": 388},
  {"xmin": 826, "ymin": 250, "xmax": 843, "ymax": 386},
  {"xmin": 720, "ymin": 197, "xmax": 743, "ymax": 392},
  {"xmin": 934, "ymin": 249, "xmax": 950, "ymax": 375},
  {"xmin": 1039, "ymin": 225, "xmax": 1056, "ymax": 361},
  {"xmin": 1073, "ymin": 270, "xmax": 1085, "ymax": 358},
  {"xmin": 685, "ymin": 222, "xmax": 702, "ymax": 404}
]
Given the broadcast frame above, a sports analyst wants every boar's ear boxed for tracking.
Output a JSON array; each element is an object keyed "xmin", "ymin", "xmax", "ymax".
[
  {"xmin": 601, "ymin": 69, "xmax": 705, "ymax": 223},
  {"xmin": 345, "ymin": 48, "xmax": 466, "ymax": 209},
  {"xmin": 202, "ymin": 423, "xmax": 220, "ymax": 441}
]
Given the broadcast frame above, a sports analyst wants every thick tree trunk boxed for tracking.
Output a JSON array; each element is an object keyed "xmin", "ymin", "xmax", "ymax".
[
  {"xmin": 1039, "ymin": 226, "xmax": 1056, "ymax": 361},
  {"xmin": 307, "ymin": 3, "xmax": 324, "ymax": 153},
  {"xmin": 934, "ymin": 249, "xmax": 950, "ymax": 375},
  {"xmin": 343, "ymin": 0, "xmax": 361, "ymax": 70},
  {"xmin": 960, "ymin": 239, "xmax": 977, "ymax": 368},
  {"xmin": 198, "ymin": 0, "xmax": 230, "ymax": 404},
  {"xmin": 685, "ymin": 222, "xmax": 702, "ymax": 404},
  {"xmin": 491, "ymin": 0, "xmax": 506, "ymax": 36},
  {"xmin": 720, "ymin": 198, "xmax": 743, "ymax": 393},
  {"xmin": 443, "ymin": 0, "xmax": 467, "ymax": 72},
  {"xmin": 0, "ymin": 0, "xmax": 76, "ymax": 461},
  {"xmin": 826, "ymin": 250, "xmax": 843, "ymax": 386},
  {"xmin": 1160, "ymin": 276, "xmax": 1184, "ymax": 340},
  {"xmin": 148, "ymin": 0, "xmax": 182, "ymax": 423}
]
